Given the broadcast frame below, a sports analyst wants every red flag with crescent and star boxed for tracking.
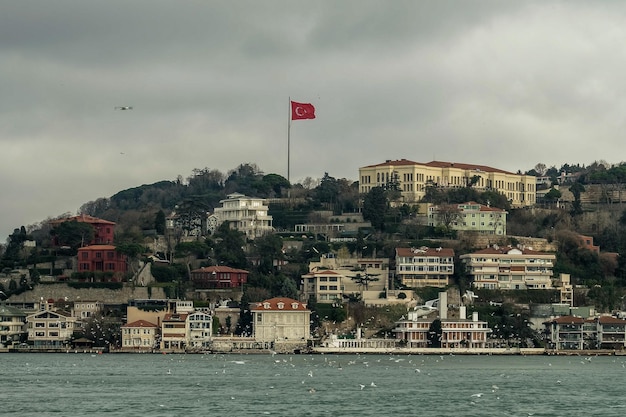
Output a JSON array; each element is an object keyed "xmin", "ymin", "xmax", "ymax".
[{"xmin": 291, "ymin": 101, "xmax": 316, "ymax": 120}]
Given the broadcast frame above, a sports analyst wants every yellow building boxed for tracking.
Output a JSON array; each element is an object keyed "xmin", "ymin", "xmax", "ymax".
[{"xmin": 359, "ymin": 159, "xmax": 536, "ymax": 207}]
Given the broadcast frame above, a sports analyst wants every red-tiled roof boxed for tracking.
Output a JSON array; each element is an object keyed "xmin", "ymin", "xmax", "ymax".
[
  {"xmin": 78, "ymin": 245, "xmax": 117, "ymax": 251},
  {"xmin": 545, "ymin": 315, "xmax": 585, "ymax": 324},
  {"xmin": 396, "ymin": 247, "xmax": 455, "ymax": 257},
  {"xmin": 362, "ymin": 159, "xmax": 420, "ymax": 168},
  {"xmin": 597, "ymin": 316, "xmax": 626, "ymax": 324},
  {"xmin": 424, "ymin": 161, "xmax": 515, "ymax": 175},
  {"xmin": 191, "ymin": 266, "xmax": 249, "ymax": 274},
  {"xmin": 50, "ymin": 214, "xmax": 116, "ymax": 225},
  {"xmin": 123, "ymin": 319, "xmax": 158, "ymax": 328},
  {"xmin": 361, "ymin": 159, "xmax": 519, "ymax": 175},
  {"xmin": 163, "ymin": 313, "xmax": 188, "ymax": 321},
  {"xmin": 252, "ymin": 297, "xmax": 309, "ymax": 311}
]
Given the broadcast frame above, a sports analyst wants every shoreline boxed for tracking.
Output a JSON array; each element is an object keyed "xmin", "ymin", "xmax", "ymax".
[{"xmin": 3, "ymin": 347, "xmax": 626, "ymax": 356}]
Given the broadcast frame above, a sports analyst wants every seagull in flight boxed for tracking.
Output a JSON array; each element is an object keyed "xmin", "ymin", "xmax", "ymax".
[{"xmin": 115, "ymin": 106, "xmax": 133, "ymax": 110}]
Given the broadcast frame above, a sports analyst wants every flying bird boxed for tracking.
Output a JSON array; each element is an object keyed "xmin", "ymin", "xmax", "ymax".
[{"xmin": 115, "ymin": 106, "xmax": 133, "ymax": 110}]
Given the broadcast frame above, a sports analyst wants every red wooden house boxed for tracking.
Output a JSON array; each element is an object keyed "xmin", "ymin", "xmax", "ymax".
[
  {"xmin": 77, "ymin": 244, "xmax": 128, "ymax": 281},
  {"xmin": 50, "ymin": 214, "xmax": 116, "ymax": 245},
  {"xmin": 190, "ymin": 266, "xmax": 249, "ymax": 289}
]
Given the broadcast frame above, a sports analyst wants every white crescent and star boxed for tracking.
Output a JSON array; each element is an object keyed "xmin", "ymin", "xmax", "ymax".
[{"xmin": 295, "ymin": 106, "xmax": 306, "ymax": 116}]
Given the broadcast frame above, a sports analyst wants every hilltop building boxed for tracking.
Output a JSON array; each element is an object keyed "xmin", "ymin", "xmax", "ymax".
[
  {"xmin": 50, "ymin": 214, "xmax": 116, "ymax": 245},
  {"xmin": 213, "ymin": 193, "xmax": 273, "ymax": 239},
  {"xmin": 359, "ymin": 159, "xmax": 536, "ymax": 208}
]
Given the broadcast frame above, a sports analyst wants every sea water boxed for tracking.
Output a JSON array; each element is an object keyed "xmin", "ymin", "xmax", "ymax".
[{"xmin": 2, "ymin": 352, "xmax": 626, "ymax": 416}]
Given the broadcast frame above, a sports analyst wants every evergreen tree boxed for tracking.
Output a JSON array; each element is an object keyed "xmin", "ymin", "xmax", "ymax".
[{"xmin": 362, "ymin": 186, "xmax": 388, "ymax": 230}]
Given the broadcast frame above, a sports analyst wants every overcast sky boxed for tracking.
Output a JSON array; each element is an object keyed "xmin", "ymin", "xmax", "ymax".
[{"xmin": 2, "ymin": 1, "xmax": 626, "ymax": 242}]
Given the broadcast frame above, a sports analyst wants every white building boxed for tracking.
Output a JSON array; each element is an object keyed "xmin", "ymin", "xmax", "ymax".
[
  {"xmin": 72, "ymin": 300, "xmax": 103, "ymax": 321},
  {"xmin": 26, "ymin": 310, "xmax": 78, "ymax": 348},
  {"xmin": 395, "ymin": 247, "xmax": 455, "ymax": 288},
  {"xmin": 393, "ymin": 292, "xmax": 492, "ymax": 348},
  {"xmin": 186, "ymin": 311, "xmax": 213, "ymax": 350},
  {"xmin": 0, "ymin": 304, "xmax": 27, "ymax": 346},
  {"xmin": 460, "ymin": 246, "xmax": 555, "ymax": 290},
  {"xmin": 213, "ymin": 193, "xmax": 273, "ymax": 239},
  {"xmin": 251, "ymin": 297, "xmax": 310, "ymax": 343}
]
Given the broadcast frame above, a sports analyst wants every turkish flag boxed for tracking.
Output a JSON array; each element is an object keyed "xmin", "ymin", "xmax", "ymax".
[{"xmin": 291, "ymin": 101, "xmax": 316, "ymax": 120}]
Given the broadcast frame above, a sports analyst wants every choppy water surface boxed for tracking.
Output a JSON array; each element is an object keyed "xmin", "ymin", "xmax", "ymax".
[{"xmin": 2, "ymin": 352, "xmax": 626, "ymax": 416}]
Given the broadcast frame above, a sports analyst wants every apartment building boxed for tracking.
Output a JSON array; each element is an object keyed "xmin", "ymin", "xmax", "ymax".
[
  {"xmin": 213, "ymin": 193, "xmax": 273, "ymax": 239},
  {"xmin": 300, "ymin": 254, "xmax": 389, "ymax": 304},
  {"xmin": 395, "ymin": 247, "xmax": 455, "ymax": 288},
  {"xmin": 460, "ymin": 246, "xmax": 555, "ymax": 290},
  {"xmin": 545, "ymin": 315, "xmax": 626, "ymax": 350},
  {"xmin": 359, "ymin": 159, "xmax": 536, "ymax": 208},
  {"xmin": 428, "ymin": 201, "xmax": 507, "ymax": 235}
]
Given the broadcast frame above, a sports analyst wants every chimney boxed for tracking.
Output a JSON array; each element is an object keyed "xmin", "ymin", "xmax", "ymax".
[
  {"xmin": 438, "ymin": 291, "xmax": 448, "ymax": 320},
  {"xmin": 472, "ymin": 311, "xmax": 479, "ymax": 322},
  {"xmin": 459, "ymin": 305, "xmax": 466, "ymax": 320}
]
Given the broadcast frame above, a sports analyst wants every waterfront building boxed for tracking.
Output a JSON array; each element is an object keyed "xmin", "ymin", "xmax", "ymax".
[
  {"xmin": 251, "ymin": 297, "xmax": 310, "ymax": 344},
  {"xmin": 395, "ymin": 247, "xmax": 455, "ymax": 288},
  {"xmin": 460, "ymin": 245, "xmax": 555, "ymax": 290},
  {"xmin": 359, "ymin": 159, "xmax": 536, "ymax": 208},
  {"xmin": 26, "ymin": 310, "xmax": 77, "ymax": 348},
  {"xmin": 545, "ymin": 315, "xmax": 626, "ymax": 350},
  {"xmin": 121, "ymin": 319, "xmax": 158, "ymax": 351},
  {"xmin": 160, "ymin": 312, "xmax": 188, "ymax": 351},
  {"xmin": 186, "ymin": 311, "xmax": 213, "ymax": 350},
  {"xmin": 213, "ymin": 193, "xmax": 273, "ymax": 239},
  {"xmin": 393, "ymin": 307, "xmax": 491, "ymax": 349},
  {"xmin": 393, "ymin": 293, "xmax": 492, "ymax": 348},
  {"xmin": 0, "ymin": 304, "xmax": 27, "ymax": 347}
]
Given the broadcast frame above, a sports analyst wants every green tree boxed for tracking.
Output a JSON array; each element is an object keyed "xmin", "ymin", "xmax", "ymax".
[
  {"xmin": 362, "ymin": 187, "xmax": 388, "ymax": 231},
  {"xmin": 213, "ymin": 223, "xmax": 248, "ymax": 269},
  {"xmin": 427, "ymin": 319, "xmax": 442, "ymax": 348},
  {"xmin": 569, "ymin": 182, "xmax": 585, "ymax": 217},
  {"xmin": 155, "ymin": 210, "xmax": 166, "ymax": 235},
  {"xmin": 50, "ymin": 220, "xmax": 95, "ymax": 250},
  {"xmin": 543, "ymin": 188, "xmax": 562, "ymax": 206}
]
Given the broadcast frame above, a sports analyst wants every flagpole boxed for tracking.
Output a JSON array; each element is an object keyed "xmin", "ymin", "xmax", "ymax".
[{"xmin": 288, "ymin": 96, "xmax": 291, "ymax": 184}]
